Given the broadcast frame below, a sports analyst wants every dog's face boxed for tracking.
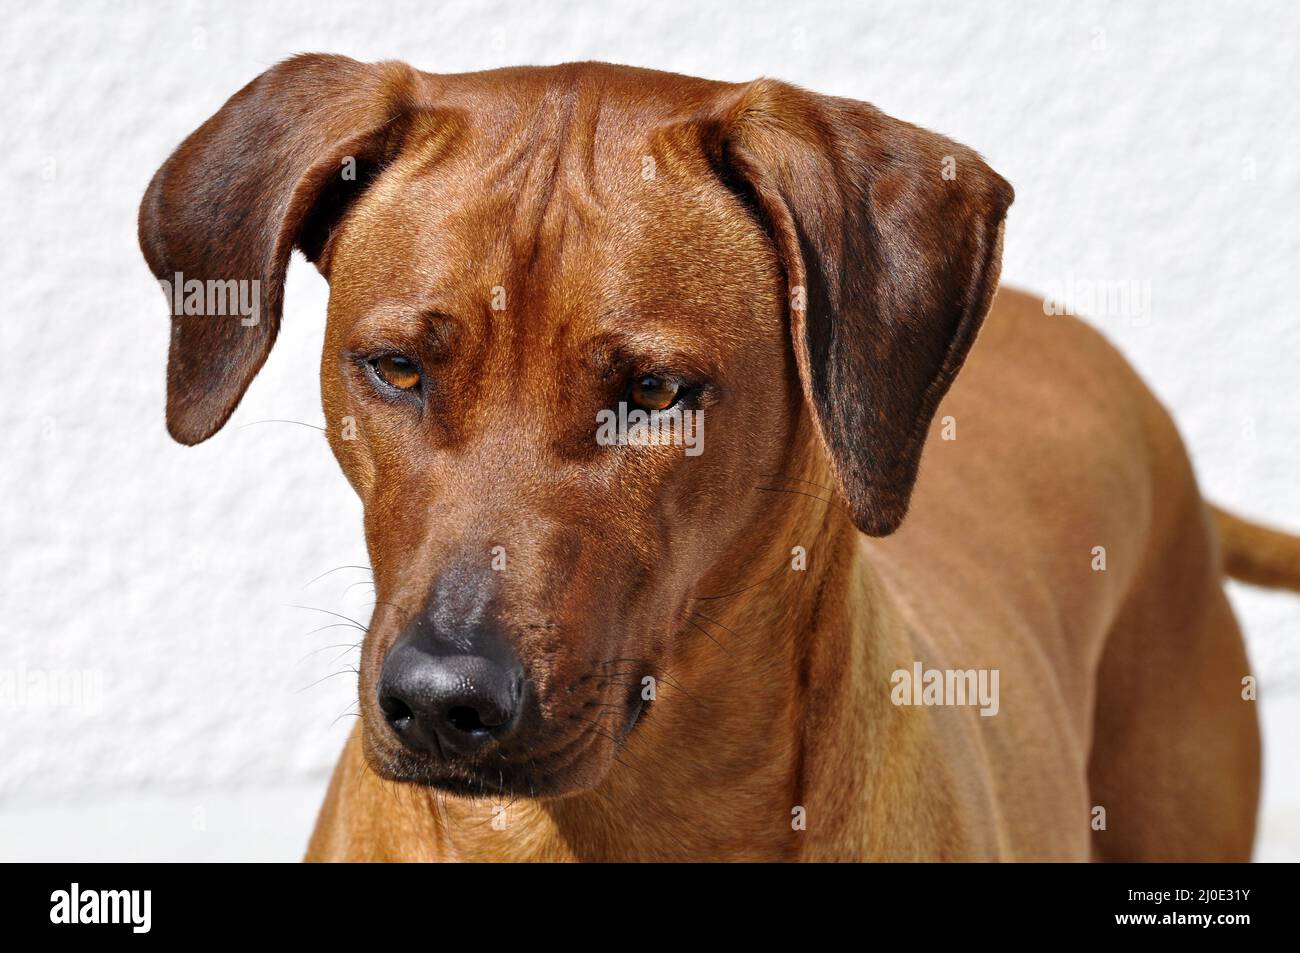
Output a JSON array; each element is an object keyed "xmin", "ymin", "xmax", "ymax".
[
  {"xmin": 321, "ymin": 100, "xmax": 795, "ymax": 793},
  {"xmin": 140, "ymin": 57, "xmax": 1011, "ymax": 796}
]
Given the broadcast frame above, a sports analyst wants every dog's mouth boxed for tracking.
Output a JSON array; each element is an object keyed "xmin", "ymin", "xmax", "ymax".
[
  {"xmin": 365, "ymin": 742, "xmax": 593, "ymax": 799},
  {"xmin": 620, "ymin": 693, "xmax": 649, "ymax": 739}
]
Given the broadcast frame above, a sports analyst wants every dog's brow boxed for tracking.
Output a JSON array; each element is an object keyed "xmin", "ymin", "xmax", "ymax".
[
  {"xmin": 348, "ymin": 302, "xmax": 459, "ymax": 350},
  {"xmin": 588, "ymin": 328, "xmax": 717, "ymax": 379}
]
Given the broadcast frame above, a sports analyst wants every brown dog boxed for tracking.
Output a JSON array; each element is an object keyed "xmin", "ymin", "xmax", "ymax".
[{"xmin": 139, "ymin": 55, "xmax": 1298, "ymax": 861}]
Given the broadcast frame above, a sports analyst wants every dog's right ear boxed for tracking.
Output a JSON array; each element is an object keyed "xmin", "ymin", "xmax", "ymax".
[{"xmin": 138, "ymin": 54, "xmax": 429, "ymax": 445}]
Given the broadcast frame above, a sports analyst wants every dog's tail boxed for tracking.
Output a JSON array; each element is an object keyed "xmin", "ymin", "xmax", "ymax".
[{"xmin": 1211, "ymin": 505, "xmax": 1300, "ymax": 592}]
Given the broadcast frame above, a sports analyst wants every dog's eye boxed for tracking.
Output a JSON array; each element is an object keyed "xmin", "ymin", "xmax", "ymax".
[
  {"xmin": 630, "ymin": 375, "xmax": 681, "ymax": 412},
  {"xmin": 372, "ymin": 354, "xmax": 421, "ymax": 391}
]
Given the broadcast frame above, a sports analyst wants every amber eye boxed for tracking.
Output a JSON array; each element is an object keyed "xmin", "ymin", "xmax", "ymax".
[
  {"xmin": 629, "ymin": 375, "xmax": 681, "ymax": 412},
  {"xmin": 372, "ymin": 354, "xmax": 421, "ymax": 391}
]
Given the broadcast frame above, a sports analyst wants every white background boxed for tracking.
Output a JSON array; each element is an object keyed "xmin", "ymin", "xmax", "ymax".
[{"xmin": 1, "ymin": 0, "xmax": 1297, "ymax": 861}]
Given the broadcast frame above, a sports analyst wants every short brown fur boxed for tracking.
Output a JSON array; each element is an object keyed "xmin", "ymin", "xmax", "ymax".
[{"xmin": 140, "ymin": 56, "xmax": 1283, "ymax": 861}]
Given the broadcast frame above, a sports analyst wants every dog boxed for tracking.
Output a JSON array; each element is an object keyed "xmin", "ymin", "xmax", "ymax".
[{"xmin": 138, "ymin": 55, "xmax": 1299, "ymax": 861}]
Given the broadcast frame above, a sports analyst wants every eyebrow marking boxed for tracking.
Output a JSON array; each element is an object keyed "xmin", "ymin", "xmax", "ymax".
[
  {"xmin": 586, "ymin": 329, "xmax": 718, "ymax": 381},
  {"xmin": 348, "ymin": 303, "xmax": 462, "ymax": 353}
]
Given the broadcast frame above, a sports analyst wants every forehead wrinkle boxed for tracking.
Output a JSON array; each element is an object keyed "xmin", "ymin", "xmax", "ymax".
[
  {"xmin": 363, "ymin": 70, "xmax": 736, "ymax": 390},
  {"xmin": 511, "ymin": 86, "xmax": 589, "ymax": 267},
  {"xmin": 493, "ymin": 80, "xmax": 620, "ymax": 379}
]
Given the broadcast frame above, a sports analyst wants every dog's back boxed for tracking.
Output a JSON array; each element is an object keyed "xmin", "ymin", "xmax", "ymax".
[{"xmin": 865, "ymin": 286, "xmax": 1261, "ymax": 859}]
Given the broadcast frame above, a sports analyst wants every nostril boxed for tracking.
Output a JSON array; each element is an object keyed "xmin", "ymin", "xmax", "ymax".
[
  {"xmin": 380, "ymin": 695, "xmax": 414, "ymax": 731},
  {"xmin": 446, "ymin": 705, "xmax": 487, "ymax": 734}
]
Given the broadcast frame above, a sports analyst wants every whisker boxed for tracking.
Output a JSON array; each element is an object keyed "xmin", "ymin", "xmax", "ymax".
[
  {"xmin": 692, "ymin": 563, "xmax": 788, "ymax": 601},
  {"xmin": 690, "ymin": 609, "xmax": 746, "ymax": 644},
  {"xmin": 328, "ymin": 643, "xmax": 363, "ymax": 665},
  {"xmin": 759, "ymin": 471, "xmax": 837, "ymax": 494},
  {"xmin": 303, "ymin": 564, "xmax": 373, "ymax": 588},
  {"xmin": 342, "ymin": 579, "xmax": 378, "ymax": 597},
  {"xmin": 755, "ymin": 483, "xmax": 854, "ymax": 519},
  {"xmin": 240, "ymin": 418, "xmax": 327, "ymax": 433},
  {"xmin": 296, "ymin": 666, "xmax": 359, "ymax": 694},
  {"xmin": 286, "ymin": 604, "xmax": 371, "ymax": 631},
  {"xmin": 302, "ymin": 621, "xmax": 366, "ymax": 638},
  {"xmin": 328, "ymin": 702, "xmax": 360, "ymax": 729},
  {"xmin": 646, "ymin": 669, "xmax": 702, "ymax": 704},
  {"xmin": 685, "ymin": 617, "xmax": 730, "ymax": 654},
  {"xmin": 364, "ymin": 600, "xmax": 412, "ymax": 621},
  {"xmin": 592, "ymin": 657, "xmax": 701, "ymax": 705},
  {"xmin": 298, "ymin": 640, "xmax": 363, "ymax": 663}
]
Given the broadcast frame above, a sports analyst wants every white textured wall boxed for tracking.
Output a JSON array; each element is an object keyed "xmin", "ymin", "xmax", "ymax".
[{"xmin": 2, "ymin": 0, "xmax": 1297, "ymax": 860}]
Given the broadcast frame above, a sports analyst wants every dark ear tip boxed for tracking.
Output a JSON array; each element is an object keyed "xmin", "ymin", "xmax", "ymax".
[
  {"xmin": 166, "ymin": 415, "xmax": 216, "ymax": 447},
  {"xmin": 165, "ymin": 392, "xmax": 230, "ymax": 446},
  {"xmin": 853, "ymin": 509, "xmax": 907, "ymax": 538},
  {"xmin": 993, "ymin": 175, "xmax": 1015, "ymax": 211},
  {"xmin": 992, "ymin": 173, "xmax": 1015, "ymax": 215},
  {"xmin": 847, "ymin": 487, "xmax": 911, "ymax": 538}
]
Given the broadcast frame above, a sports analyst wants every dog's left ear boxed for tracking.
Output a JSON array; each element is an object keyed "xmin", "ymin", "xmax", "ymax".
[{"xmin": 698, "ymin": 80, "xmax": 1013, "ymax": 536}]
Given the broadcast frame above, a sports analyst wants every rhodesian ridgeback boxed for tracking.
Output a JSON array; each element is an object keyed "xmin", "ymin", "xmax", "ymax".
[{"xmin": 139, "ymin": 55, "xmax": 1298, "ymax": 861}]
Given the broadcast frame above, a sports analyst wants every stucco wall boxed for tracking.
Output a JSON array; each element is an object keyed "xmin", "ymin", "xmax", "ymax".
[{"xmin": 2, "ymin": 0, "xmax": 1296, "ymax": 859}]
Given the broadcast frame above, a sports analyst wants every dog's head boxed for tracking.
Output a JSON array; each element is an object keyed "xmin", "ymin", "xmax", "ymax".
[{"xmin": 140, "ymin": 56, "xmax": 1011, "ymax": 797}]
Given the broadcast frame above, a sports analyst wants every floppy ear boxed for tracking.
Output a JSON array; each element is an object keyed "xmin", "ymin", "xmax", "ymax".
[
  {"xmin": 699, "ymin": 80, "xmax": 1013, "ymax": 536},
  {"xmin": 138, "ymin": 54, "xmax": 429, "ymax": 445}
]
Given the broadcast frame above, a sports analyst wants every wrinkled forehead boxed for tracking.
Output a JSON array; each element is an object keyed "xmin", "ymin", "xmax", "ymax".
[{"xmin": 327, "ymin": 104, "xmax": 782, "ymax": 351}]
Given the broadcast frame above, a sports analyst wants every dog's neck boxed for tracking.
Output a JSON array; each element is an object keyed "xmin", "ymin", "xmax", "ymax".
[{"xmin": 359, "ymin": 426, "xmax": 952, "ymax": 861}]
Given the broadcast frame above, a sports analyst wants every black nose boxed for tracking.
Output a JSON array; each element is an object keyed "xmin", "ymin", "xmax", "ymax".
[{"xmin": 377, "ymin": 634, "xmax": 525, "ymax": 757}]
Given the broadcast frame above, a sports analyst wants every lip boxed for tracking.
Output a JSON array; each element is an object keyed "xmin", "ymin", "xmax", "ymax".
[
  {"xmin": 367, "ymin": 746, "xmax": 545, "ymax": 797},
  {"xmin": 375, "ymin": 756, "xmax": 599, "ymax": 799},
  {"xmin": 619, "ymin": 694, "xmax": 648, "ymax": 742},
  {"xmin": 365, "ymin": 714, "xmax": 612, "ymax": 798}
]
